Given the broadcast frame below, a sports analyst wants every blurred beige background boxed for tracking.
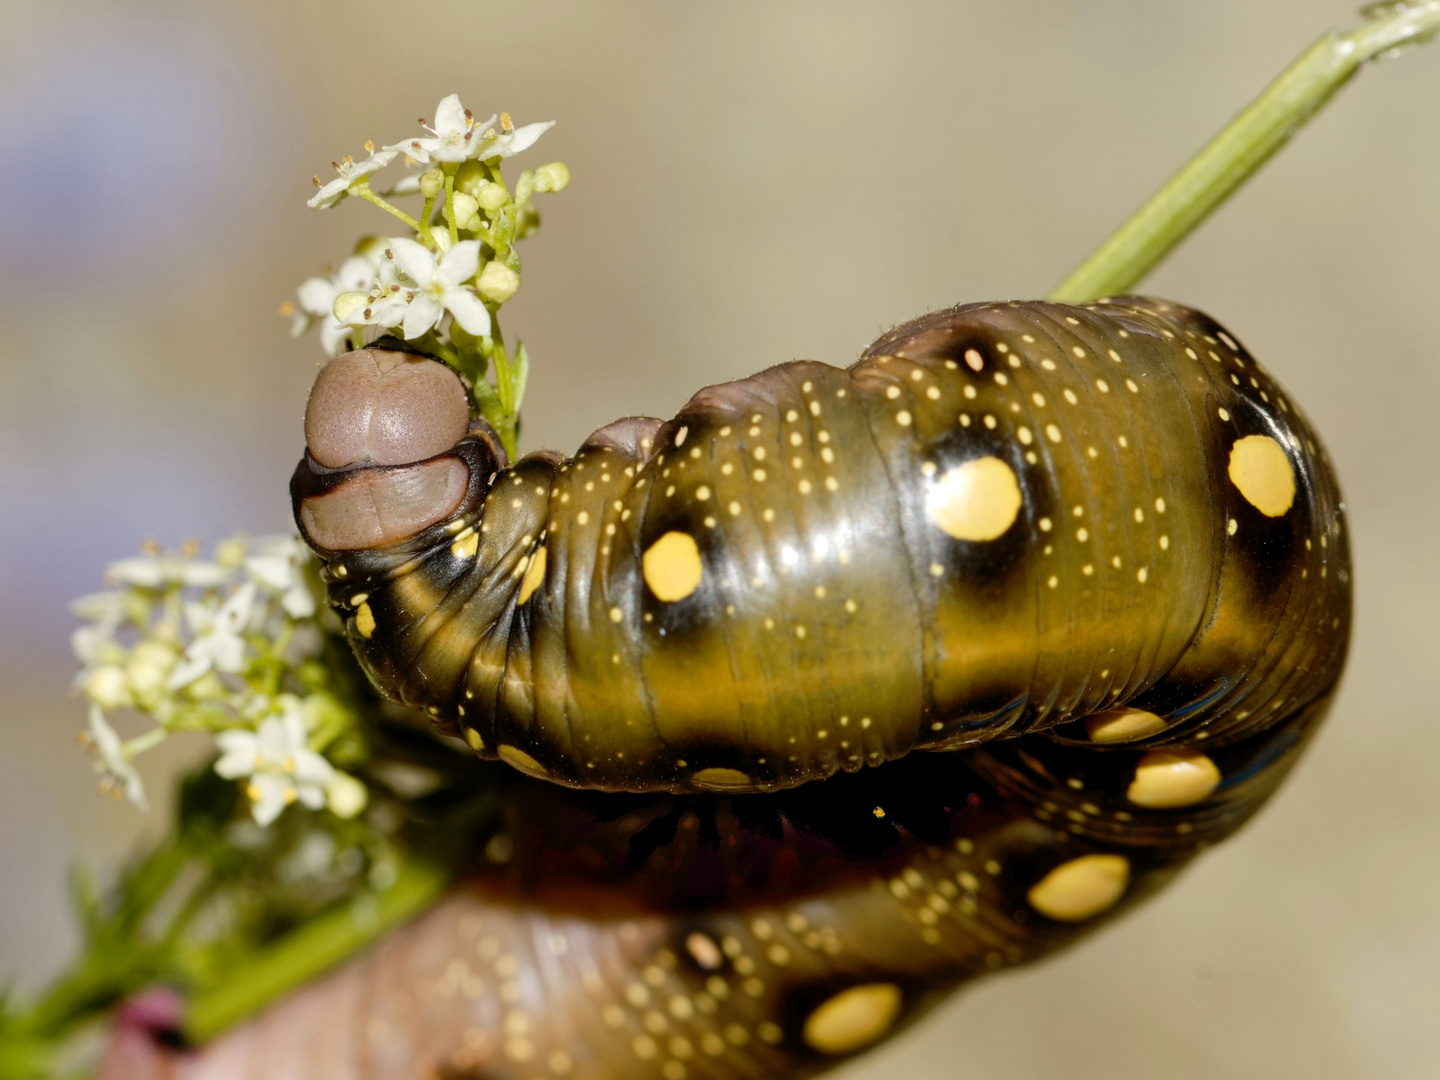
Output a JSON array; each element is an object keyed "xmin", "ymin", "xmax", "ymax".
[{"xmin": 1, "ymin": 1, "xmax": 1437, "ymax": 1077}]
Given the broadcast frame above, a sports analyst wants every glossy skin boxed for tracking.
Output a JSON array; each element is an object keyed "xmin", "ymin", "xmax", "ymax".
[
  {"xmin": 104, "ymin": 699, "xmax": 1329, "ymax": 1079},
  {"xmin": 293, "ymin": 298, "xmax": 1350, "ymax": 794},
  {"xmin": 163, "ymin": 296, "xmax": 1354, "ymax": 1079}
]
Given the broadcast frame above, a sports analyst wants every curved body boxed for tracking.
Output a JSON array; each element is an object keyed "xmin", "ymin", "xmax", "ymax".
[
  {"xmin": 293, "ymin": 297, "xmax": 1350, "ymax": 795},
  {"xmin": 120, "ymin": 294, "xmax": 1355, "ymax": 1078}
]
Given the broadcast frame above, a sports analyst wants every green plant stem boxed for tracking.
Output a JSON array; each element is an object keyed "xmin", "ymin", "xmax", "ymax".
[
  {"xmin": 351, "ymin": 185, "xmax": 420, "ymax": 231},
  {"xmin": 443, "ymin": 166, "xmax": 460, "ymax": 247},
  {"xmin": 183, "ymin": 858, "xmax": 449, "ymax": 1043},
  {"xmin": 1050, "ymin": 1, "xmax": 1440, "ymax": 303}
]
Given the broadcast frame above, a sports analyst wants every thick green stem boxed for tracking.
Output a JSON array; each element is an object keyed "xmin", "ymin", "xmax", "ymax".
[
  {"xmin": 183, "ymin": 858, "xmax": 449, "ymax": 1043},
  {"xmin": 1050, "ymin": 1, "xmax": 1440, "ymax": 303}
]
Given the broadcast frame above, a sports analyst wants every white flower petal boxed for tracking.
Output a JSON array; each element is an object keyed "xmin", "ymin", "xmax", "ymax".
[
  {"xmin": 88, "ymin": 704, "xmax": 123, "ymax": 761},
  {"xmin": 296, "ymin": 277, "xmax": 337, "ymax": 318},
  {"xmin": 336, "ymin": 256, "xmax": 376, "ymax": 292},
  {"xmin": 71, "ymin": 591, "xmax": 125, "ymax": 622},
  {"xmin": 432, "ymin": 94, "xmax": 467, "ymax": 135},
  {"xmin": 89, "ymin": 706, "xmax": 148, "ymax": 812},
  {"xmin": 402, "ymin": 295, "xmax": 443, "ymax": 339},
  {"xmin": 437, "ymin": 241, "xmax": 481, "ymax": 287},
  {"xmin": 291, "ymin": 749, "xmax": 336, "ymax": 787},
  {"xmin": 215, "ymin": 728, "xmax": 259, "ymax": 755},
  {"xmin": 244, "ymin": 555, "xmax": 292, "ymax": 592},
  {"xmin": 475, "ymin": 120, "xmax": 555, "ymax": 161},
  {"xmin": 388, "ymin": 237, "xmax": 437, "ymax": 287},
  {"xmin": 166, "ymin": 651, "xmax": 213, "ymax": 690},
  {"xmin": 307, "ymin": 178, "xmax": 350, "ymax": 210},
  {"xmin": 500, "ymin": 120, "xmax": 554, "ymax": 157},
  {"xmin": 247, "ymin": 774, "xmax": 292, "ymax": 826},
  {"xmin": 71, "ymin": 625, "xmax": 107, "ymax": 665},
  {"xmin": 180, "ymin": 562, "xmax": 230, "ymax": 588},
  {"xmin": 442, "ymin": 289, "xmax": 492, "ymax": 337},
  {"xmin": 214, "ymin": 747, "xmax": 258, "ymax": 780},
  {"xmin": 282, "ymin": 584, "xmax": 317, "ymax": 619},
  {"xmin": 218, "ymin": 582, "xmax": 256, "ymax": 631}
]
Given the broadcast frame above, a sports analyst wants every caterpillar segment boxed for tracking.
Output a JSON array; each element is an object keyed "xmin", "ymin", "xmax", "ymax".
[
  {"xmin": 126, "ymin": 688, "xmax": 1335, "ymax": 1079},
  {"xmin": 291, "ymin": 298, "xmax": 1350, "ymax": 796}
]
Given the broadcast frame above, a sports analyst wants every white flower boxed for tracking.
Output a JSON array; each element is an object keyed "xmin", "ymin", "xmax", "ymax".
[
  {"xmin": 214, "ymin": 697, "xmax": 336, "ymax": 827},
  {"xmin": 244, "ymin": 535, "xmax": 316, "ymax": 619},
  {"xmin": 473, "ymin": 113, "xmax": 554, "ymax": 161},
  {"xmin": 88, "ymin": 705, "xmax": 147, "ymax": 811},
  {"xmin": 292, "ymin": 256, "xmax": 377, "ymax": 358},
  {"xmin": 308, "ymin": 144, "xmax": 400, "ymax": 210},
  {"xmin": 386, "ymin": 94, "xmax": 497, "ymax": 164},
  {"xmin": 107, "ymin": 554, "xmax": 229, "ymax": 590},
  {"xmin": 387, "ymin": 237, "xmax": 491, "ymax": 339},
  {"xmin": 339, "ymin": 250, "xmax": 410, "ymax": 331},
  {"xmin": 168, "ymin": 582, "xmax": 256, "ymax": 690},
  {"xmin": 71, "ymin": 597, "xmax": 124, "ymax": 669}
]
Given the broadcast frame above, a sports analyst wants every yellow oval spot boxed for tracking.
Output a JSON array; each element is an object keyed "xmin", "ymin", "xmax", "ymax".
[
  {"xmin": 1027, "ymin": 854, "xmax": 1130, "ymax": 922},
  {"xmin": 1086, "ymin": 708, "xmax": 1165, "ymax": 744},
  {"xmin": 926, "ymin": 457, "xmax": 1022, "ymax": 541},
  {"xmin": 643, "ymin": 531, "xmax": 704, "ymax": 602},
  {"xmin": 517, "ymin": 546, "xmax": 548, "ymax": 604},
  {"xmin": 1127, "ymin": 751, "xmax": 1221, "ymax": 809},
  {"xmin": 464, "ymin": 727, "xmax": 485, "ymax": 752},
  {"xmin": 1228, "ymin": 434, "xmax": 1295, "ymax": 516},
  {"xmin": 691, "ymin": 767, "xmax": 752, "ymax": 791},
  {"xmin": 355, "ymin": 602, "xmax": 376, "ymax": 639},
  {"xmin": 498, "ymin": 744, "xmax": 548, "ymax": 778},
  {"xmin": 685, "ymin": 932, "xmax": 724, "ymax": 970},
  {"xmin": 450, "ymin": 530, "xmax": 479, "ymax": 560},
  {"xmin": 802, "ymin": 983, "xmax": 903, "ymax": 1055}
]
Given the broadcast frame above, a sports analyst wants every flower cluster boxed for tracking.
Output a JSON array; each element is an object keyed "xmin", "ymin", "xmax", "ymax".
[
  {"xmin": 282, "ymin": 94, "xmax": 570, "ymax": 458},
  {"xmin": 73, "ymin": 536, "xmax": 367, "ymax": 827}
]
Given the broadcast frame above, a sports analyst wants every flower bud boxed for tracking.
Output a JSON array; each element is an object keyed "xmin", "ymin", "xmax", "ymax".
[
  {"xmin": 85, "ymin": 665, "xmax": 132, "ymax": 710},
  {"xmin": 455, "ymin": 160, "xmax": 485, "ymax": 195},
  {"xmin": 332, "ymin": 291, "xmax": 369, "ymax": 324},
  {"xmin": 214, "ymin": 536, "xmax": 248, "ymax": 569},
  {"xmin": 477, "ymin": 183, "xmax": 508, "ymax": 213},
  {"xmin": 451, "ymin": 192, "xmax": 480, "ymax": 230},
  {"xmin": 477, "ymin": 261, "xmax": 520, "ymax": 304},
  {"xmin": 533, "ymin": 161, "xmax": 571, "ymax": 193},
  {"xmin": 419, "ymin": 168, "xmax": 445, "ymax": 199},
  {"xmin": 127, "ymin": 641, "xmax": 177, "ymax": 706},
  {"xmin": 515, "ymin": 170, "xmax": 536, "ymax": 206},
  {"xmin": 326, "ymin": 772, "xmax": 369, "ymax": 819}
]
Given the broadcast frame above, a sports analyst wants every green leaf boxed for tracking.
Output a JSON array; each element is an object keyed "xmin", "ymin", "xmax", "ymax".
[{"xmin": 512, "ymin": 342, "xmax": 530, "ymax": 415}]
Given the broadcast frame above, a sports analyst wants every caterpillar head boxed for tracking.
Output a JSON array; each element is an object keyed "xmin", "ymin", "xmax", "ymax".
[{"xmin": 291, "ymin": 347, "xmax": 505, "ymax": 552}]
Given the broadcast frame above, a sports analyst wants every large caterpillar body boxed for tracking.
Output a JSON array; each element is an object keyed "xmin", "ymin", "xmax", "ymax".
[
  {"xmin": 293, "ymin": 297, "xmax": 1349, "ymax": 794},
  {"xmin": 238, "ymin": 295, "xmax": 1351, "ymax": 1079}
]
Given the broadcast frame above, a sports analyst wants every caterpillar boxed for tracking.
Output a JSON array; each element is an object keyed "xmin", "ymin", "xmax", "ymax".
[{"xmin": 227, "ymin": 295, "xmax": 1351, "ymax": 1079}]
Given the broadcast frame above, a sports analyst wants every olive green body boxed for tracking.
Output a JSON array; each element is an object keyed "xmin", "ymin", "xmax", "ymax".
[
  {"xmin": 280, "ymin": 296, "xmax": 1351, "ymax": 1079},
  {"xmin": 298, "ymin": 298, "xmax": 1349, "ymax": 794}
]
